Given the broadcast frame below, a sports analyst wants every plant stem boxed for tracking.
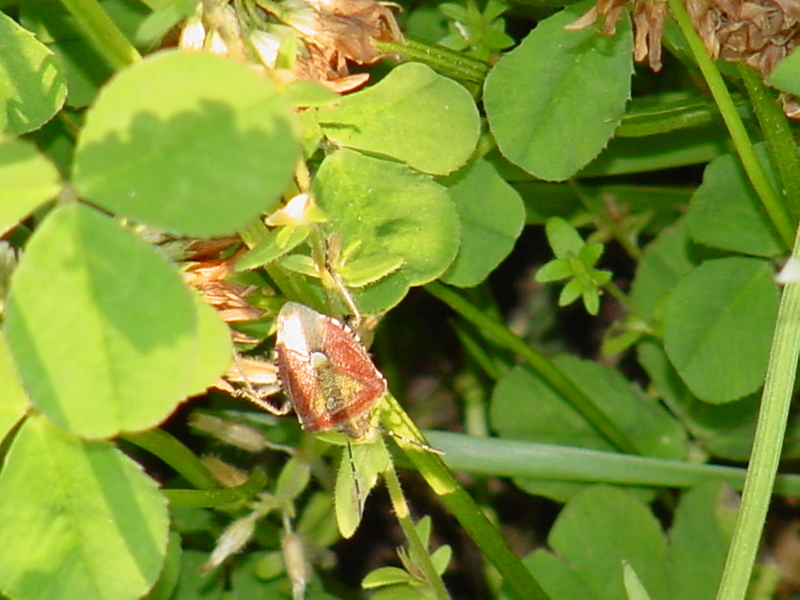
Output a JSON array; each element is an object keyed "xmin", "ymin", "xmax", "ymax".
[
  {"xmin": 383, "ymin": 461, "xmax": 451, "ymax": 600},
  {"xmin": 164, "ymin": 468, "xmax": 269, "ymax": 508},
  {"xmin": 737, "ymin": 63, "xmax": 800, "ymax": 220},
  {"xmin": 376, "ymin": 36, "xmax": 490, "ymax": 86},
  {"xmin": 381, "ymin": 394, "xmax": 550, "ymax": 600},
  {"xmin": 664, "ymin": 8, "xmax": 800, "ymax": 596},
  {"xmin": 453, "ymin": 322, "xmax": 507, "ymax": 381},
  {"xmin": 716, "ymin": 228, "xmax": 800, "ymax": 598},
  {"xmin": 667, "ymin": 0, "xmax": 795, "ymax": 249},
  {"xmin": 425, "ymin": 281, "xmax": 641, "ymax": 455},
  {"xmin": 453, "ymin": 370, "xmax": 491, "ymax": 437},
  {"xmin": 603, "ymin": 280, "xmax": 646, "ymax": 325},
  {"xmin": 123, "ymin": 429, "xmax": 219, "ymax": 491},
  {"xmin": 58, "ymin": 0, "xmax": 141, "ymax": 70},
  {"xmin": 422, "ymin": 431, "xmax": 800, "ymax": 496}
]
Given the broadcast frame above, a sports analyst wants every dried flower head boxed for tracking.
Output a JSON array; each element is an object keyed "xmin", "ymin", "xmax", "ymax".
[
  {"xmin": 182, "ymin": 241, "xmax": 267, "ymax": 344},
  {"xmin": 568, "ymin": 0, "xmax": 800, "ymax": 113},
  {"xmin": 179, "ymin": 0, "xmax": 402, "ymax": 92}
]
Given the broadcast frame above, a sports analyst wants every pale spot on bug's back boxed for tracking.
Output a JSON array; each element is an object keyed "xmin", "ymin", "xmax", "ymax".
[{"xmin": 311, "ymin": 351, "xmax": 330, "ymax": 369}]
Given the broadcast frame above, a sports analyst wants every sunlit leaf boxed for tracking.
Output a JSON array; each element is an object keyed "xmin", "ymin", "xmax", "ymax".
[
  {"xmin": 0, "ymin": 415, "xmax": 169, "ymax": 600},
  {"xmin": 485, "ymin": 1, "xmax": 632, "ymax": 181},
  {"xmin": 0, "ymin": 11, "xmax": 66, "ymax": 133},
  {"xmin": 317, "ymin": 63, "xmax": 480, "ymax": 176},
  {"xmin": 73, "ymin": 50, "xmax": 300, "ymax": 237},
  {"xmin": 5, "ymin": 203, "xmax": 231, "ymax": 438}
]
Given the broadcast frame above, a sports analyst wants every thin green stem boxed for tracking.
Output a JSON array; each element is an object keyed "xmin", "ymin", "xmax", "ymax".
[
  {"xmin": 425, "ymin": 281, "xmax": 640, "ymax": 455},
  {"xmin": 453, "ymin": 371, "xmax": 491, "ymax": 438},
  {"xmin": 376, "ymin": 36, "xmax": 490, "ymax": 86},
  {"xmin": 58, "ymin": 0, "xmax": 141, "ymax": 70},
  {"xmin": 123, "ymin": 429, "xmax": 219, "ymax": 491},
  {"xmin": 423, "ymin": 431, "xmax": 800, "ymax": 496},
  {"xmin": 380, "ymin": 394, "xmax": 550, "ymax": 600},
  {"xmin": 383, "ymin": 461, "xmax": 450, "ymax": 600},
  {"xmin": 164, "ymin": 468, "xmax": 269, "ymax": 508},
  {"xmin": 716, "ymin": 227, "xmax": 800, "ymax": 598},
  {"xmin": 667, "ymin": 0, "xmax": 794, "ymax": 249},
  {"xmin": 452, "ymin": 323, "xmax": 506, "ymax": 381},
  {"xmin": 603, "ymin": 281, "xmax": 646, "ymax": 326},
  {"xmin": 737, "ymin": 63, "xmax": 800, "ymax": 220}
]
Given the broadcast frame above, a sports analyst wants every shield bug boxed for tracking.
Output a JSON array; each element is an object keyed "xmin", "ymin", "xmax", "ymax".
[
  {"xmin": 230, "ymin": 301, "xmax": 438, "ymax": 535},
  {"xmin": 274, "ymin": 301, "xmax": 387, "ymax": 440}
]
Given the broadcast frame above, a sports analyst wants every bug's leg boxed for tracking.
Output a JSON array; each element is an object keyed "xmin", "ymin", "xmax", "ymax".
[
  {"xmin": 322, "ymin": 233, "xmax": 361, "ymax": 329},
  {"xmin": 229, "ymin": 352, "xmax": 292, "ymax": 415},
  {"xmin": 232, "ymin": 387, "xmax": 292, "ymax": 415}
]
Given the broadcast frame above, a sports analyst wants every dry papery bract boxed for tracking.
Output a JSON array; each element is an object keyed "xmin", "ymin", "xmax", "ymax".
[
  {"xmin": 569, "ymin": 0, "xmax": 800, "ymax": 114},
  {"xmin": 180, "ymin": 237, "xmax": 281, "ymax": 397},
  {"xmin": 183, "ymin": 241, "xmax": 266, "ymax": 344},
  {"xmin": 180, "ymin": 0, "xmax": 403, "ymax": 92}
]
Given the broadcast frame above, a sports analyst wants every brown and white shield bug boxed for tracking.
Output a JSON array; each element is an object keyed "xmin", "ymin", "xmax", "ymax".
[{"xmin": 275, "ymin": 301, "xmax": 387, "ymax": 440}]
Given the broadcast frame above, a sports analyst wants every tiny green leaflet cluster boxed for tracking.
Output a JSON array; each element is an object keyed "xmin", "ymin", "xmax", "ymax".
[{"xmin": 535, "ymin": 217, "xmax": 612, "ymax": 316}]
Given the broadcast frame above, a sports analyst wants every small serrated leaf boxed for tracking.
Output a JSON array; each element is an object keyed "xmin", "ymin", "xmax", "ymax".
[
  {"xmin": 339, "ymin": 255, "xmax": 405, "ymax": 288},
  {"xmin": 277, "ymin": 254, "xmax": 319, "ymax": 278},
  {"xmin": 335, "ymin": 437, "xmax": 391, "ymax": 538},
  {"xmin": 237, "ymin": 226, "xmax": 310, "ymax": 271}
]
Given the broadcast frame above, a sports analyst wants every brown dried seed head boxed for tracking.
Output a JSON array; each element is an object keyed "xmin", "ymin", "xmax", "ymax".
[{"xmin": 567, "ymin": 0, "xmax": 800, "ymax": 116}]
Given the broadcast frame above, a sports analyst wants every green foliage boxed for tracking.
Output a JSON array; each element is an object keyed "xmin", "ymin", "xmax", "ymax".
[
  {"xmin": 686, "ymin": 143, "xmax": 784, "ymax": 256},
  {"xmin": 0, "ymin": 10, "xmax": 67, "ymax": 133},
  {"xmin": 5, "ymin": 203, "xmax": 232, "ymax": 437},
  {"xmin": 0, "ymin": 415, "xmax": 169, "ymax": 600},
  {"xmin": 536, "ymin": 217, "xmax": 612, "ymax": 315},
  {"xmin": 334, "ymin": 437, "xmax": 391, "ymax": 538},
  {"xmin": 484, "ymin": 0, "xmax": 632, "ymax": 181},
  {"xmin": 315, "ymin": 149, "xmax": 461, "ymax": 312},
  {"xmin": 441, "ymin": 158, "xmax": 526, "ymax": 287},
  {"xmin": 363, "ymin": 516, "xmax": 452, "ymax": 598},
  {"xmin": 524, "ymin": 482, "xmax": 735, "ymax": 600},
  {"xmin": 0, "ymin": 137, "xmax": 62, "ymax": 234},
  {"xmin": 437, "ymin": 0, "xmax": 514, "ymax": 58},
  {"xmin": 317, "ymin": 62, "xmax": 480, "ymax": 175},
  {"xmin": 491, "ymin": 356, "xmax": 686, "ymax": 501},
  {"xmin": 72, "ymin": 50, "xmax": 300, "ymax": 237},
  {"xmin": 768, "ymin": 48, "xmax": 800, "ymax": 95},
  {"xmin": 4, "ymin": 0, "xmax": 800, "ymax": 598},
  {"xmin": 663, "ymin": 257, "xmax": 778, "ymax": 403}
]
